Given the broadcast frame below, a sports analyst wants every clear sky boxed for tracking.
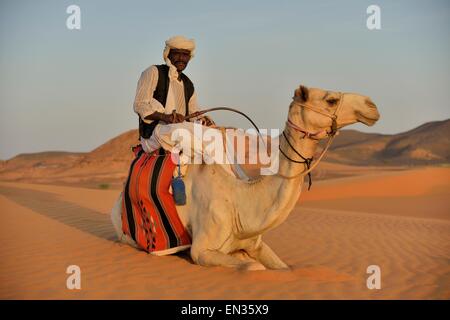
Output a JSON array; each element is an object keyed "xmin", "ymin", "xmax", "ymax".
[{"xmin": 0, "ymin": 0, "xmax": 449, "ymax": 160}]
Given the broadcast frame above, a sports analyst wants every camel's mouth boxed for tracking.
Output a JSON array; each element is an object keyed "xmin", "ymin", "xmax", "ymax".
[
  {"xmin": 357, "ymin": 110, "xmax": 380, "ymax": 126},
  {"xmin": 355, "ymin": 99, "xmax": 380, "ymax": 126}
]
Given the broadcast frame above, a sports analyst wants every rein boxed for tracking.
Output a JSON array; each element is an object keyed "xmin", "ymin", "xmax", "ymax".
[
  {"xmin": 183, "ymin": 94, "xmax": 345, "ymax": 190},
  {"xmin": 277, "ymin": 93, "xmax": 346, "ymax": 189},
  {"xmin": 185, "ymin": 107, "xmax": 264, "ymax": 140},
  {"xmin": 184, "ymin": 106, "xmax": 269, "ymax": 153}
]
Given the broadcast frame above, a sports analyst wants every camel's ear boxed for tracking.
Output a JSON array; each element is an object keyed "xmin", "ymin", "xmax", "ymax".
[{"xmin": 294, "ymin": 85, "xmax": 309, "ymax": 102}]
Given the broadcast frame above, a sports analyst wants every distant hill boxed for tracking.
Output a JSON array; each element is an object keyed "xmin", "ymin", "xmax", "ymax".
[
  {"xmin": 0, "ymin": 151, "xmax": 85, "ymax": 181},
  {"xmin": 0, "ymin": 120, "xmax": 449, "ymax": 187},
  {"xmin": 81, "ymin": 129, "xmax": 138, "ymax": 164},
  {"xmin": 322, "ymin": 119, "xmax": 450, "ymax": 166},
  {"xmin": 0, "ymin": 132, "xmax": 139, "ymax": 188}
]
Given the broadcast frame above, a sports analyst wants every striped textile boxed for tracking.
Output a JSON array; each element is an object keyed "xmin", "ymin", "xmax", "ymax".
[{"xmin": 121, "ymin": 145, "xmax": 191, "ymax": 254}]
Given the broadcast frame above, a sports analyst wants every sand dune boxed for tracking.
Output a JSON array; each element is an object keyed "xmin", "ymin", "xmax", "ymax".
[
  {"xmin": 301, "ymin": 167, "xmax": 450, "ymax": 220},
  {"xmin": 0, "ymin": 167, "xmax": 449, "ymax": 299},
  {"xmin": 1, "ymin": 120, "xmax": 448, "ymax": 190}
]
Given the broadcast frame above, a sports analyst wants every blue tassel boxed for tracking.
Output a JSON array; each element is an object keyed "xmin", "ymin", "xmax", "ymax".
[{"xmin": 172, "ymin": 159, "xmax": 186, "ymax": 206}]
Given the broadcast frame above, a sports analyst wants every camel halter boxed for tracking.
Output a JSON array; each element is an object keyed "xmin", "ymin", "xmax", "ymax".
[
  {"xmin": 184, "ymin": 95, "xmax": 346, "ymax": 190},
  {"xmin": 278, "ymin": 93, "xmax": 346, "ymax": 189}
]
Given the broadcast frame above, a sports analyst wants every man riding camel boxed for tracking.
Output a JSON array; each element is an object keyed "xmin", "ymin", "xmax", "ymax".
[
  {"xmin": 134, "ymin": 35, "xmax": 214, "ymax": 154},
  {"xmin": 119, "ymin": 36, "xmax": 217, "ymax": 254}
]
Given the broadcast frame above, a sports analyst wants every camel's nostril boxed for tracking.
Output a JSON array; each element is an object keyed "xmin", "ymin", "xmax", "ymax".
[{"xmin": 365, "ymin": 99, "xmax": 377, "ymax": 109}]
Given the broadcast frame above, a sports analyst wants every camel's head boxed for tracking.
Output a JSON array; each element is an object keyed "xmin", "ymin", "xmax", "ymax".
[{"xmin": 288, "ymin": 85, "xmax": 380, "ymax": 138}]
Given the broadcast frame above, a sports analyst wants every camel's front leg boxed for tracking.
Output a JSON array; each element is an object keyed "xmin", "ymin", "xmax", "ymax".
[
  {"xmin": 248, "ymin": 240, "xmax": 289, "ymax": 270},
  {"xmin": 194, "ymin": 249, "xmax": 265, "ymax": 271}
]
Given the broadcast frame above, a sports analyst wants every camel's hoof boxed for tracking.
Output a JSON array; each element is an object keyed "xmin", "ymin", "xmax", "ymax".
[
  {"xmin": 277, "ymin": 263, "xmax": 290, "ymax": 270},
  {"xmin": 239, "ymin": 262, "xmax": 266, "ymax": 271},
  {"xmin": 278, "ymin": 265, "xmax": 291, "ymax": 271}
]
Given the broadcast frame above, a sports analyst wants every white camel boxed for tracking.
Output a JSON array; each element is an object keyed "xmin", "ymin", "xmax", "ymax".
[{"xmin": 111, "ymin": 85, "xmax": 380, "ymax": 270}]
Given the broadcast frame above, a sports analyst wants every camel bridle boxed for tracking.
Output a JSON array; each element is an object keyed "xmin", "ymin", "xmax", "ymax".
[
  {"xmin": 183, "ymin": 92, "xmax": 347, "ymax": 190},
  {"xmin": 278, "ymin": 93, "xmax": 346, "ymax": 189}
]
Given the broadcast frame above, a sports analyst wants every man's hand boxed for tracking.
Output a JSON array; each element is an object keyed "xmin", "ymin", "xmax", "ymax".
[
  {"xmin": 172, "ymin": 112, "xmax": 185, "ymax": 123},
  {"xmin": 163, "ymin": 112, "xmax": 185, "ymax": 123},
  {"xmin": 200, "ymin": 115, "xmax": 215, "ymax": 126},
  {"xmin": 145, "ymin": 111, "xmax": 184, "ymax": 124}
]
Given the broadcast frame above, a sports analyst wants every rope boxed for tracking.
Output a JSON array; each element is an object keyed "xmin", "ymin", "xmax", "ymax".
[
  {"xmin": 278, "ymin": 131, "xmax": 313, "ymax": 190},
  {"xmin": 168, "ymin": 101, "xmax": 342, "ymax": 190},
  {"xmin": 274, "ymin": 94, "xmax": 346, "ymax": 188},
  {"xmin": 184, "ymin": 107, "xmax": 267, "ymax": 150}
]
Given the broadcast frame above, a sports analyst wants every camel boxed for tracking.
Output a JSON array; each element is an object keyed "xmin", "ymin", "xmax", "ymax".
[{"xmin": 111, "ymin": 85, "xmax": 380, "ymax": 270}]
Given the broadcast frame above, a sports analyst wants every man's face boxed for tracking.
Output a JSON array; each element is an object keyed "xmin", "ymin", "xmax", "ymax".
[{"xmin": 168, "ymin": 49, "xmax": 191, "ymax": 72}]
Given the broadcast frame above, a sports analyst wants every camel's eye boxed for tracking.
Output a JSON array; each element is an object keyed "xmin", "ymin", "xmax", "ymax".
[{"xmin": 326, "ymin": 98, "xmax": 339, "ymax": 105}]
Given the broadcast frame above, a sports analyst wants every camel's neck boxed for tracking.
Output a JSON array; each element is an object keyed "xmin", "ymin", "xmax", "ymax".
[{"xmin": 237, "ymin": 129, "xmax": 319, "ymax": 237}]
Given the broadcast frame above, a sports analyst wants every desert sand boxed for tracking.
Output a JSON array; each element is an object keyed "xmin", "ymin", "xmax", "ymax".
[{"xmin": 0, "ymin": 166, "xmax": 449, "ymax": 299}]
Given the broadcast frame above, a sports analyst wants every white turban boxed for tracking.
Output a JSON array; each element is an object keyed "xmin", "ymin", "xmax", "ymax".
[{"xmin": 163, "ymin": 35, "xmax": 196, "ymax": 80}]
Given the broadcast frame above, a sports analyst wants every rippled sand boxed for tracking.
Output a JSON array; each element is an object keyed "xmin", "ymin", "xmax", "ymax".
[{"xmin": 0, "ymin": 167, "xmax": 449, "ymax": 299}]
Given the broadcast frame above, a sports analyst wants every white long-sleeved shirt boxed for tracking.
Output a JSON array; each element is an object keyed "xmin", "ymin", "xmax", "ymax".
[
  {"xmin": 133, "ymin": 65, "xmax": 200, "ymax": 124},
  {"xmin": 133, "ymin": 65, "xmax": 200, "ymax": 153}
]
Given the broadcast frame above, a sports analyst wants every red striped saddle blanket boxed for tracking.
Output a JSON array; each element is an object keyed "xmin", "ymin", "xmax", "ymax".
[{"xmin": 121, "ymin": 145, "xmax": 191, "ymax": 254}]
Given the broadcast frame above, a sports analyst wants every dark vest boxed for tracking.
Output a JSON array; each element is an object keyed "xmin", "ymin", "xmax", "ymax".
[{"xmin": 139, "ymin": 64, "xmax": 195, "ymax": 139}]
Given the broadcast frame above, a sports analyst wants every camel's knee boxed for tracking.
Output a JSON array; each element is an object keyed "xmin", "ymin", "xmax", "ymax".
[
  {"xmin": 193, "ymin": 249, "xmax": 221, "ymax": 267},
  {"xmin": 190, "ymin": 245, "xmax": 218, "ymax": 266},
  {"xmin": 197, "ymin": 252, "xmax": 209, "ymax": 266},
  {"xmin": 190, "ymin": 245, "xmax": 203, "ymax": 265},
  {"xmin": 191, "ymin": 247, "xmax": 266, "ymax": 270}
]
